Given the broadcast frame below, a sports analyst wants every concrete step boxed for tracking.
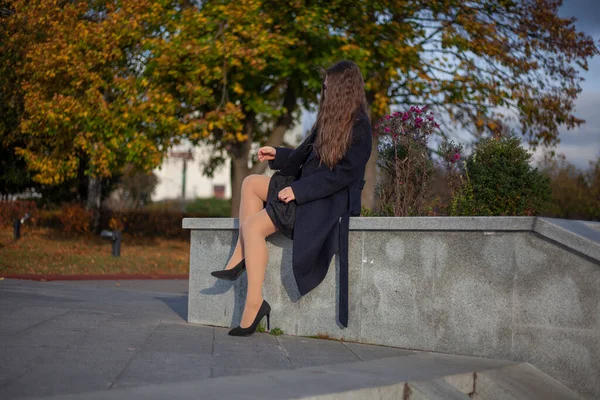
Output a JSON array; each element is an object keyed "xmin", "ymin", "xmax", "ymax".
[
  {"xmin": 469, "ymin": 363, "xmax": 580, "ymax": 400},
  {"xmin": 442, "ymin": 363, "xmax": 581, "ymax": 400},
  {"xmin": 26, "ymin": 352, "xmax": 580, "ymax": 400}
]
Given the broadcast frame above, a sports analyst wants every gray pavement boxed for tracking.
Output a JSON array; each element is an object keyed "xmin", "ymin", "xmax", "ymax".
[
  {"xmin": 0, "ymin": 279, "xmax": 417, "ymax": 399},
  {"xmin": 56, "ymin": 279, "xmax": 189, "ymax": 294}
]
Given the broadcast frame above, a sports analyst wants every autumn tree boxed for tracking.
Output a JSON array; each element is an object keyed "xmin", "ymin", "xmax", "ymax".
[
  {"xmin": 539, "ymin": 152, "xmax": 600, "ymax": 220},
  {"xmin": 146, "ymin": 0, "xmax": 314, "ymax": 215},
  {"xmin": 2, "ymin": 0, "xmax": 596, "ymax": 218},
  {"xmin": 0, "ymin": 0, "xmax": 242, "ymax": 227},
  {"xmin": 166, "ymin": 0, "xmax": 596, "ymax": 215}
]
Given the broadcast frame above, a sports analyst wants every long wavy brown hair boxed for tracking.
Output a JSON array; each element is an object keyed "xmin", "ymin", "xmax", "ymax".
[{"xmin": 313, "ymin": 60, "xmax": 369, "ymax": 169}]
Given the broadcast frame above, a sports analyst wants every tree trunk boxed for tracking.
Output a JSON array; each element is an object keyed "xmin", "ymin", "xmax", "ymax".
[
  {"xmin": 77, "ymin": 156, "xmax": 88, "ymax": 204},
  {"xmin": 86, "ymin": 176, "xmax": 102, "ymax": 232},
  {"xmin": 230, "ymin": 156, "xmax": 250, "ymax": 218},
  {"xmin": 249, "ymin": 80, "xmax": 298, "ymax": 176},
  {"xmin": 230, "ymin": 81, "xmax": 298, "ymax": 216},
  {"xmin": 362, "ymin": 138, "xmax": 378, "ymax": 210},
  {"xmin": 229, "ymin": 113, "xmax": 255, "ymax": 218}
]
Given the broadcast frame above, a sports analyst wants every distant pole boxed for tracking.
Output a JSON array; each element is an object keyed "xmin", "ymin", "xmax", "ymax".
[
  {"xmin": 169, "ymin": 149, "xmax": 194, "ymax": 212},
  {"xmin": 182, "ymin": 158, "xmax": 187, "ymax": 211},
  {"xmin": 112, "ymin": 230, "xmax": 121, "ymax": 257},
  {"xmin": 13, "ymin": 218, "xmax": 20, "ymax": 240},
  {"xmin": 13, "ymin": 213, "xmax": 30, "ymax": 240}
]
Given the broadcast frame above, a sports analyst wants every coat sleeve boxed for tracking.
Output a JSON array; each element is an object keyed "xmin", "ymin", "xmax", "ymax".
[
  {"xmin": 268, "ymin": 147, "xmax": 293, "ymax": 171},
  {"xmin": 291, "ymin": 120, "xmax": 371, "ymax": 205}
]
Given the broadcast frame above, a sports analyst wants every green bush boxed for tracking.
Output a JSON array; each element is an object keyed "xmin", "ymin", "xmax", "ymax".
[
  {"xmin": 450, "ymin": 136, "xmax": 551, "ymax": 216},
  {"xmin": 2, "ymin": 199, "xmax": 226, "ymax": 238},
  {"xmin": 99, "ymin": 209, "xmax": 209, "ymax": 239},
  {"xmin": 184, "ymin": 197, "xmax": 231, "ymax": 217},
  {"xmin": 538, "ymin": 153, "xmax": 600, "ymax": 221}
]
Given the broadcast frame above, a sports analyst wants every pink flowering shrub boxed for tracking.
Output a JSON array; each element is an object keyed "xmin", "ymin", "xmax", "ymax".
[
  {"xmin": 437, "ymin": 139, "xmax": 465, "ymax": 194},
  {"xmin": 373, "ymin": 106, "xmax": 439, "ymax": 216}
]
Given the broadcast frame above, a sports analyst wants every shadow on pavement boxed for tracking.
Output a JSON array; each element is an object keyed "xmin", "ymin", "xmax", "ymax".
[{"xmin": 155, "ymin": 295, "xmax": 188, "ymax": 321}]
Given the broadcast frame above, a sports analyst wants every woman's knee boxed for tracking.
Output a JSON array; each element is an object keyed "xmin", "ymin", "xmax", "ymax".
[
  {"xmin": 242, "ymin": 211, "xmax": 273, "ymax": 238},
  {"xmin": 242, "ymin": 174, "xmax": 270, "ymax": 202},
  {"xmin": 241, "ymin": 174, "xmax": 261, "ymax": 193}
]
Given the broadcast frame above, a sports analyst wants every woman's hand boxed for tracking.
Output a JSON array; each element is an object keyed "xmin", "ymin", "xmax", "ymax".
[
  {"xmin": 258, "ymin": 146, "xmax": 276, "ymax": 162},
  {"xmin": 278, "ymin": 187, "xmax": 296, "ymax": 203}
]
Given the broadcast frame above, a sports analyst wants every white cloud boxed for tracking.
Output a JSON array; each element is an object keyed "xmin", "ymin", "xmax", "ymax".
[{"xmin": 543, "ymin": 91, "xmax": 600, "ymax": 168}]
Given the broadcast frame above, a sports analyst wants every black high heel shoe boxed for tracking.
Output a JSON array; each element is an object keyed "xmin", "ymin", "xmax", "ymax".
[
  {"xmin": 228, "ymin": 300, "xmax": 271, "ymax": 337},
  {"xmin": 210, "ymin": 259, "xmax": 246, "ymax": 281}
]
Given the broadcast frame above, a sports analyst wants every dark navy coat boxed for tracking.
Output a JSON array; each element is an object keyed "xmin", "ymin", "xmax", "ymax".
[{"xmin": 269, "ymin": 110, "xmax": 372, "ymax": 327}]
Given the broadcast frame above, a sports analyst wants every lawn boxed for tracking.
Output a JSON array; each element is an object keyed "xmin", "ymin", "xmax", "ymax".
[{"xmin": 0, "ymin": 227, "xmax": 189, "ymax": 276}]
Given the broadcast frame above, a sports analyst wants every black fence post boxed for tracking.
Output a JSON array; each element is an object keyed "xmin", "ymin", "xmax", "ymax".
[
  {"xmin": 13, "ymin": 218, "xmax": 20, "ymax": 240},
  {"xmin": 112, "ymin": 230, "xmax": 121, "ymax": 257},
  {"xmin": 101, "ymin": 229, "xmax": 122, "ymax": 257}
]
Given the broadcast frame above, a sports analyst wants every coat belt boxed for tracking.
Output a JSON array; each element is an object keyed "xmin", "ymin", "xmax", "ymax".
[
  {"xmin": 339, "ymin": 209, "xmax": 350, "ymax": 328},
  {"xmin": 338, "ymin": 178, "xmax": 365, "ymax": 327}
]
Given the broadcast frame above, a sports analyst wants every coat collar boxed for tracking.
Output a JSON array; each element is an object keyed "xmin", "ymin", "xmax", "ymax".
[{"xmin": 305, "ymin": 147, "xmax": 318, "ymax": 164}]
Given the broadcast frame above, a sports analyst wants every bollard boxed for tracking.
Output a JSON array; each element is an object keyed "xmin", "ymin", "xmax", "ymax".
[
  {"xmin": 12, "ymin": 213, "xmax": 29, "ymax": 240},
  {"xmin": 13, "ymin": 218, "xmax": 20, "ymax": 240},
  {"xmin": 100, "ymin": 230, "xmax": 122, "ymax": 257},
  {"xmin": 112, "ymin": 230, "xmax": 121, "ymax": 257}
]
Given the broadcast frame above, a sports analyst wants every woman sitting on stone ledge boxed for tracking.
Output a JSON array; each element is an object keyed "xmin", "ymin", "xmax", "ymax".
[{"xmin": 210, "ymin": 60, "xmax": 372, "ymax": 336}]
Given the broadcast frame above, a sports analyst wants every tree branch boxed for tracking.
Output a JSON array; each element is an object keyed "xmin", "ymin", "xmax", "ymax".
[{"xmin": 249, "ymin": 79, "xmax": 298, "ymax": 175}]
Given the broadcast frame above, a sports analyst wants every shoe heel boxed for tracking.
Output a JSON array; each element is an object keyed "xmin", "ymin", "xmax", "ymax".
[
  {"xmin": 228, "ymin": 300, "xmax": 271, "ymax": 337},
  {"xmin": 266, "ymin": 313, "xmax": 270, "ymax": 331},
  {"xmin": 210, "ymin": 259, "xmax": 246, "ymax": 281}
]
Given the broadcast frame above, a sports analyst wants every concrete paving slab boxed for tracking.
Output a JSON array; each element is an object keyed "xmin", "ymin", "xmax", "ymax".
[
  {"xmin": 342, "ymin": 341, "xmax": 416, "ymax": 361},
  {"xmin": 2, "ymin": 345, "xmax": 135, "ymax": 399},
  {"xmin": 152, "ymin": 320, "xmax": 210, "ymax": 334},
  {"xmin": 211, "ymin": 341, "xmax": 292, "ymax": 370},
  {"xmin": 70, "ymin": 322, "xmax": 156, "ymax": 350},
  {"xmin": 0, "ymin": 345, "xmax": 58, "ymax": 388},
  {"xmin": 111, "ymin": 351, "xmax": 212, "ymax": 389},
  {"xmin": 141, "ymin": 325, "xmax": 213, "ymax": 355},
  {"xmin": 209, "ymin": 366, "xmax": 281, "ymax": 379},
  {"xmin": 0, "ymin": 307, "xmax": 70, "ymax": 335},
  {"xmin": 29, "ymin": 310, "xmax": 116, "ymax": 333},
  {"xmin": 56, "ymin": 280, "xmax": 189, "ymax": 294},
  {"xmin": 6, "ymin": 325, "xmax": 88, "ymax": 349},
  {"xmin": 276, "ymin": 335, "xmax": 361, "ymax": 368},
  {"xmin": 21, "ymin": 352, "xmax": 518, "ymax": 400}
]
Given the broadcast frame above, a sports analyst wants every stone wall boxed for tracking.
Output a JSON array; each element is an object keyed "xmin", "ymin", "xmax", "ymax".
[{"xmin": 184, "ymin": 216, "xmax": 600, "ymax": 399}]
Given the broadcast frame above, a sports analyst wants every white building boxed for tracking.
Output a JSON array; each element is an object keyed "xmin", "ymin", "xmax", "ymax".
[{"xmin": 152, "ymin": 122, "xmax": 307, "ymax": 202}]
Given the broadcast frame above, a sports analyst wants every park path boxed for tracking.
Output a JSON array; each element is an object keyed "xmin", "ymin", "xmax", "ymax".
[{"xmin": 0, "ymin": 278, "xmax": 416, "ymax": 399}]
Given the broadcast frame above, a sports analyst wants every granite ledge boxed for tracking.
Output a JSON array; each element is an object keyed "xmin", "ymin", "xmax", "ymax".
[
  {"xmin": 533, "ymin": 217, "xmax": 600, "ymax": 262},
  {"xmin": 182, "ymin": 216, "xmax": 600, "ymax": 263},
  {"xmin": 182, "ymin": 216, "xmax": 535, "ymax": 231}
]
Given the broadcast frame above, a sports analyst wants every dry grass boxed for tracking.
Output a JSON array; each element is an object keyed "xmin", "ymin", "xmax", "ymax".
[{"xmin": 0, "ymin": 227, "xmax": 189, "ymax": 276}]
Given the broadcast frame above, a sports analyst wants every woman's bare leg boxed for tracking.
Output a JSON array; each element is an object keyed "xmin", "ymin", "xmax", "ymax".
[
  {"xmin": 239, "ymin": 209, "xmax": 277, "ymax": 328},
  {"xmin": 224, "ymin": 174, "xmax": 270, "ymax": 270}
]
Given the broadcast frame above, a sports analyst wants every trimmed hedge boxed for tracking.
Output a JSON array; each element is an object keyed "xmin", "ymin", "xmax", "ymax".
[
  {"xmin": 0, "ymin": 201, "xmax": 211, "ymax": 239},
  {"xmin": 99, "ymin": 209, "xmax": 209, "ymax": 239},
  {"xmin": 0, "ymin": 200, "xmax": 38, "ymax": 228}
]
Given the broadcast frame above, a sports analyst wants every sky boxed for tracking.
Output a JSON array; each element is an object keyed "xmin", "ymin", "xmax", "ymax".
[{"xmin": 534, "ymin": 0, "xmax": 600, "ymax": 169}]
